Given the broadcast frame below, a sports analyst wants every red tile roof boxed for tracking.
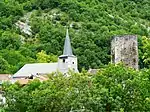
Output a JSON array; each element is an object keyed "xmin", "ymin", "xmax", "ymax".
[
  {"xmin": 16, "ymin": 75, "xmax": 49, "ymax": 85},
  {"xmin": 0, "ymin": 74, "xmax": 11, "ymax": 81}
]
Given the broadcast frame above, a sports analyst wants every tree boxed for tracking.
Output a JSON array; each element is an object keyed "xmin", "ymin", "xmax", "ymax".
[
  {"xmin": 0, "ymin": 56, "xmax": 10, "ymax": 73},
  {"xmin": 3, "ymin": 64, "xmax": 150, "ymax": 111},
  {"xmin": 36, "ymin": 50, "xmax": 57, "ymax": 63},
  {"xmin": 141, "ymin": 36, "xmax": 150, "ymax": 67},
  {"xmin": 0, "ymin": 49, "xmax": 35, "ymax": 73},
  {"xmin": 0, "ymin": 31, "xmax": 21, "ymax": 50}
]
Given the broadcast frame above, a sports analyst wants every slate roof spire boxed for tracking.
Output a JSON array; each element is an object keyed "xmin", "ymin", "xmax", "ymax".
[{"xmin": 63, "ymin": 29, "xmax": 73, "ymax": 56}]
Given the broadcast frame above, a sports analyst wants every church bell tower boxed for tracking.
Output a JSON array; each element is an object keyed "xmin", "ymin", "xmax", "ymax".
[{"xmin": 58, "ymin": 29, "xmax": 78, "ymax": 74}]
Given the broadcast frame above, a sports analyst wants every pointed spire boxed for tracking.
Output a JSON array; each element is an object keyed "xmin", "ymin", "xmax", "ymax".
[{"xmin": 63, "ymin": 29, "xmax": 73, "ymax": 56}]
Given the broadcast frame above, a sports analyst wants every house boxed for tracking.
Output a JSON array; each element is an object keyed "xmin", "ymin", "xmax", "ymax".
[
  {"xmin": 88, "ymin": 68, "xmax": 99, "ymax": 74},
  {"xmin": 13, "ymin": 29, "xmax": 78, "ymax": 79},
  {"xmin": 0, "ymin": 74, "xmax": 11, "ymax": 105},
  {"xmin": 15, "ymin": 75, "xmax": 48, "ymax": 85},
  {"xmin": 0, "ymin": 74, "xmax": 11, "ymax": 84}
]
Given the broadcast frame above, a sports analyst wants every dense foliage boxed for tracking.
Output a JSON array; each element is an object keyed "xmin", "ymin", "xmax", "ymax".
[
  {"xmin": 2, "ymin": 64, "xmax": 150, "ymax": 112},
  {"xmin": 0, "ymin": 0, "xmax": 150, "ymax": 73},
  {"xmin": 1, "ymin": 1, "xmax": 150, "ymax": 111}
]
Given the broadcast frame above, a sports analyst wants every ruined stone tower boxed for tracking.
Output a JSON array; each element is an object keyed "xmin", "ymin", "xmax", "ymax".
[{"xmin": 111, "ymin": 35, "xmax": 138, "ymax": 70}]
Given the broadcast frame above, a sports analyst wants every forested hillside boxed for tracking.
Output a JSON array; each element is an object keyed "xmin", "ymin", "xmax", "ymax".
[{"xmin": 0, "ymin": 0, "xmax": 150, "ymax": 73}]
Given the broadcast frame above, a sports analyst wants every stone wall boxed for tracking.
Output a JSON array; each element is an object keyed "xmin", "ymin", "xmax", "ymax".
[{"xmin": 111, "ymin": 35, "xmax": 138, "ymax": 70}]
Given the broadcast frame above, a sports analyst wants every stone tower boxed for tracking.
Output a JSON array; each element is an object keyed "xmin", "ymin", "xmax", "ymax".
[
  {"xmin": 111, "ymin": 35, "xmax": 138, "ymax": 70},
  {"xmin": 58, "ymin": 29, "xmax": 78, "ymax": 75}
]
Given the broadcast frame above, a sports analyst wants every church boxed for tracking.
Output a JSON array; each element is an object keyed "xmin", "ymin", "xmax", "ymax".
[{"xmin": 13, "ymin": 29, "xmax": 78, "ymax": 79}]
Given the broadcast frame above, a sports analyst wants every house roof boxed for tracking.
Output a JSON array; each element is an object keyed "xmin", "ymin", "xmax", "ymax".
[
  {"xmin": 88, "ymin": 69, "xmax": 99, "ymax": 74},
  {"xmin": 13, "ymin": 63, "xmax": 58, "ymax": 78},
  {"xmin": 17, "ymin": 79, "xmax": 31, "ymax": 85},
  {"xmin": 0, "ymin": 74, "xmax": 11, "ymax": 81},
  {"xmin": 16, "ymin": 75, "xmax": 49, "ymax": 85}
]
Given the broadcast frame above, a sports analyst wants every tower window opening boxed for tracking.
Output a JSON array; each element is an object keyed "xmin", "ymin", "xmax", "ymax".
[
  {"xmin": 72, "ymin": 62, "xmax": 74, "ymax": 64},
  {"xmin": 63, "ymin": 59, "xmax": 65, "ymax": 63}
]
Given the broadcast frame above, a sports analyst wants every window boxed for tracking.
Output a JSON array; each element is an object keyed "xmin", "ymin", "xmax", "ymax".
[
  {"xmin": 72, "ymin": 62, "xmax": 74, "ymax": 64},
  {"xmin": 63, "ymin": 59, "xmax": 65, "ymax": 63}
]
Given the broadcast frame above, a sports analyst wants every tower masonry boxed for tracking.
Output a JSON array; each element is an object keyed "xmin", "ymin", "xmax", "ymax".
[{"xmin": 111, "ymin": 35, "xmax": 138, "ymax": 70}]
